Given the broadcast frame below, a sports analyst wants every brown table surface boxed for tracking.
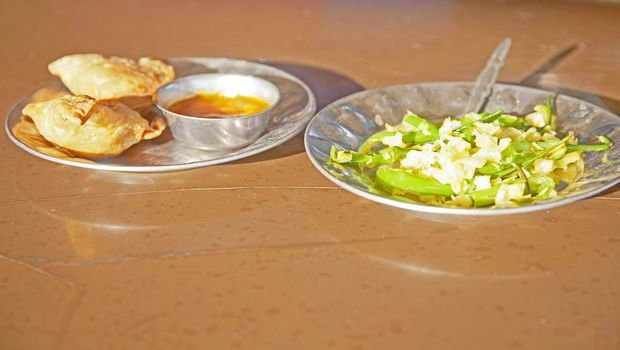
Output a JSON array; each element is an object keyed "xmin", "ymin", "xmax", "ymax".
[{"xmin": 2, "ymin": 0, "xmax": 620, "ymax": 349}]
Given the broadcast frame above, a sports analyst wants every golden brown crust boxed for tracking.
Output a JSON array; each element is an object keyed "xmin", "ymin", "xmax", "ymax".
[
  {"xmin": 11, "ymin": 116, "xmax": 93, "ymax": 163},
  {"xmin": 48, "ymin": 54, "xmax": 175, "ymax": 104},
  {"xmin": 112, "ymin": 95, "xmax": 156, "ymax": 113},
  {"xmin": 21, "ymin": 95, "xmax": 160, "ymax": 158},
  {"xmin": 142, "ymin": 114, "xmax": 167, "ymax": 140}
]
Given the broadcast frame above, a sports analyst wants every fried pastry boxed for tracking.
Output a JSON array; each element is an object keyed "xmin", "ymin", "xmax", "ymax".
[
  {"xmin": 11, "ymin": 116, "xmax": 95, "ymax": 163},
  {"xmin": 48, "ymin": 54, "xmax": 175, "ymax": 111},
  {"xmin": 22, "ymin": 95, "xmax": 166, "ymax": 158}
]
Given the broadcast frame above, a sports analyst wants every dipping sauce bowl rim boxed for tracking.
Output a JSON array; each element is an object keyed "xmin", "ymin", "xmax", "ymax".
[{"xmin": 154, "ymin": 73, "xmax": 281, "ymax": 121}]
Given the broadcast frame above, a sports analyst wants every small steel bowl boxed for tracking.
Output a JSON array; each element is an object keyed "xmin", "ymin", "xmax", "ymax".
[{"xmin": 155, "ymin": 73, "xmax": 280, "ymax": 151}]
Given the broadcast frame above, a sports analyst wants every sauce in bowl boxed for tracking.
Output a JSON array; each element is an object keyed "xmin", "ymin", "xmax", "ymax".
[{"xmin": 168, "ymin": 92, "xmax": 270, "ymax": 118}]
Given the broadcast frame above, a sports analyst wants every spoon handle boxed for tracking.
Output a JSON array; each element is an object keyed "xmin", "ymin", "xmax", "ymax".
[{"xmin": 464, "ymin": 38, "xmax": 512, "ymax": 114}]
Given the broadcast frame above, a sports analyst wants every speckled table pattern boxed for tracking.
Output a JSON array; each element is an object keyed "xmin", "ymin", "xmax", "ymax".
[{"xmin": 1, "ymin": 1, "xmax": 619, "ymax": 349}]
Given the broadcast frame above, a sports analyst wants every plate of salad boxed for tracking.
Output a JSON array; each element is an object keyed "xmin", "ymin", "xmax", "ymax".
[{"xmin": 304, "ymin": 82, "xmax": 619, "ymax": 215}]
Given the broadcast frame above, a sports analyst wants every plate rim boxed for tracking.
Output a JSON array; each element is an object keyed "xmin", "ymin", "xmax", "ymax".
[
  {"xmin": 5, "ymin": 56, "xmax": 317, "ymax": 172},
  {"xmin": 304, "ymin": 81, "xmax": 620, "ymax": 216}
]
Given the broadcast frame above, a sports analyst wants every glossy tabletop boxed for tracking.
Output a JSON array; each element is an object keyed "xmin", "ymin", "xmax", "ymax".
[{"xmin": 1, "ymin": 0, "xmax": 619, "ymax": 349}]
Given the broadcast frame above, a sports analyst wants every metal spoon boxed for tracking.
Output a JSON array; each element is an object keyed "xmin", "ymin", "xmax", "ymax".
[{"xmin": 463, "ymin": 38, "xmax": 512, "ymax": 114}]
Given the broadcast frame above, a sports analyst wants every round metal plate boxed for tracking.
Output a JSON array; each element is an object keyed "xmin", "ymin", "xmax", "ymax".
[
  {"xmin": 5, "ymin": 57, "xmax": 317, "ymax": 172},
  {"xmin": 304, "ymin": 82, "xmax": 620, "ymax": 215}
]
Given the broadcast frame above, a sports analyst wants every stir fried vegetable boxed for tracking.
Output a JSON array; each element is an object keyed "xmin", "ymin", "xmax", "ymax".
[{"xmin": 327, "ymin": 97, "xmax": 614, "ymax": 208}]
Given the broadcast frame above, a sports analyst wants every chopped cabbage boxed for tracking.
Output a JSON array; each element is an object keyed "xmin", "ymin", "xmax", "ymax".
[{"xmin": 328, "ymin": 99, "xmax": 614, "ymax": 208}]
